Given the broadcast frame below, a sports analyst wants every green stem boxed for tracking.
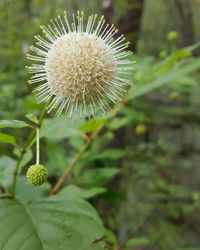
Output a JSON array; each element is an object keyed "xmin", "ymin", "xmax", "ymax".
[
  {"xmin": 11, "ymin": 100, "xmax": 50, "ymax": 196},
  {"xmin": 11, "ymin": 153, "xmax": 24, "ymax": 196},
  {"xmin": 36, "ymin": 128, "xmax": 40, "ymax": 165}
]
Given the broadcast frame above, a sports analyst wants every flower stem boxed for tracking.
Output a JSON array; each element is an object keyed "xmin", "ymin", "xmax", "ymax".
[
  {"xmin": 11, "ymin": 100, "xmax": 50, "ymax": 197},
  {"xmin": 36, "ymin": 128, "xmax": 40, "ymax": 165}
]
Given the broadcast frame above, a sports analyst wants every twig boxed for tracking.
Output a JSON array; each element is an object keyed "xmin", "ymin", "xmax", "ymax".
[
  {"xmin": 50, "ymin": 100, "xmax": 126, "ymax": 194},
  {"xmin": 50, "ymin": 123, "xmax": 104, "ymax": 194}
]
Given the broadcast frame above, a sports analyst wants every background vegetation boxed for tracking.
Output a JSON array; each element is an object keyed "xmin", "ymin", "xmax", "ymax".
[{"xmin": 0, "ymin": 0, "xmax": 200, "ymax": 249}]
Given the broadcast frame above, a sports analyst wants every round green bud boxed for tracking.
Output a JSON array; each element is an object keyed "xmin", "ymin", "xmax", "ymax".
[
  {"xmin": 169, "ymin": 91, "xmax": 179, "ymax": 101},
  {"xmin": 135, "ymin": 124, "xmax": 147, "ymax": 135},
  {"xmin": 159, "ymin": 50, "xmax": 167, "ymax": 59},
  {"xmin": 167, "ymin": 31, "xmax": 178, "ymax": 42},
  {"xmin": 26, "ymin": 164, "xmax": 48, "ymax": 186}
]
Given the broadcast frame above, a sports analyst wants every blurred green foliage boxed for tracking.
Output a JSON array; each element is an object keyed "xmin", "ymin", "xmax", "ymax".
[{"xmin": 0, "ymin": 0, "xmax": 200, "ymax": 250}]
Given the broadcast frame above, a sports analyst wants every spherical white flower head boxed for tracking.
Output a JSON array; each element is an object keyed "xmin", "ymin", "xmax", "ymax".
[{"xmin": 27, "ymin": 11, "xmax": 133, "ymax": 118}]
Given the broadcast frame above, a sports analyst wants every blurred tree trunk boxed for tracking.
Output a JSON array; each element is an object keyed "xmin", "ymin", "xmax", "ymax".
[
  {"xmin": 103, "ymin": 0, "xmax": 114, "ymax": 21},
  {"xmin": 23, "ymin": 0, "xmax": 32, "ymax": 17},
  {"xmin": 102, "ymin": 0, "xmax": 144, "ymax": 150},
  {"xmin": 102, "ymin": 0, "xmax": 144, "ymax": 51},
  {"xmin": 166, "ymin": 0, "xmax": 194, "ymax": 47}
]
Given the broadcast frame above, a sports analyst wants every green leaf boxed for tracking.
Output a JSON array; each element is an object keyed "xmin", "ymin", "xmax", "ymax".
[
  {"xmin": 15, "ymin": 176, "xmax": 50, "ymax": 202},
  {"xmin": 127, "ymin": 58, "xmax": 200, "ymax": 100},
  {"xmin": 104, "ymin": 229, "xmax": 117, "ymax": 244},
  {"xmin": 92, "ymin": 149, "xmax": 128, "ymax": 160},
  {"xmin": 79, "ymin": 167, "xmax": 120, "ymax": 187},
  {"xmin": 46, "ymin": 141, "xmax": 68, "ymax": 174},
  {"xmin": 19, "ymin": 150, "xmax": 33, "ymax": 170},
  {"xmin": 79, "ymin": 119, "xmax": 106, "ymax": 133},
  {"xmin": 26, "ymin": 113, "xmax": 39, "ymax": 124},
  {"xmin": 0, "ymin": 133, "xmax": 16, "ymax": 145},
  {"xmin": 106, "ymin": 117, "xmax": 131, "ymax": 130},
  {"xmin": 60, "ymin": 185, "xmax": 106, "ymax": 199},
  {"xmin": 41, "ymin": 116, "xmax": 84, "ymax": 141},
  {"xmin": 13, "ymin": 149, "xmax": 33, "ymax": 170},
  {"xmin": 0, "ymin": 156, "xmax": 16, "ymax": 188},
  {"xmin": 0, "ymin": 120, "xmax": 30, "ymax": 129},
  {"xmin": 0, "ymin": 197, "xmax": 105, "ymax": 250},
  {"xmin": 68, "ymin": 136, "xmax": 85, "ymax": 151},
  {"xmin": 122, "ymin": 108, "xmax": 148, "ymax": 123},
  {"xmin": 126, "ymin": 237, "xmax": 149, "ymax": 247}
]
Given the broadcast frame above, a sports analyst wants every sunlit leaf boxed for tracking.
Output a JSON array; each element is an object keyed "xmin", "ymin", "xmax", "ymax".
[{"xmin": 0, "ymin": 133, "xmax": 16, "ymax": 145}]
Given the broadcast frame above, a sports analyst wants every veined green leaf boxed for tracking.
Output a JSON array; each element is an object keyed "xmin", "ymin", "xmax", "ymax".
[{"xmin": 0, "ymin": 197, "xmax": 105, "ymax": 250}]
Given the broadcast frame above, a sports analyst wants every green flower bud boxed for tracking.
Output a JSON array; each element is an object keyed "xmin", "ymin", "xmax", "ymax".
[
  {"xmin": 169, "ymin": 91, "xmax": 179, "ymax": 101},
  {"xmin": 167, "ymin": 31, "xmax": 178, "ymax": 42},
  {"xmin": 159, "ymin": 50, "xmax": 167, "ymax": 59},
  {"xmin": 135, "ymin": 124, "xmax": 147, "ymax": 135},
  {"xmin": 26, "ymin": 164, "xmax": 48, "ymax": 186}
]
